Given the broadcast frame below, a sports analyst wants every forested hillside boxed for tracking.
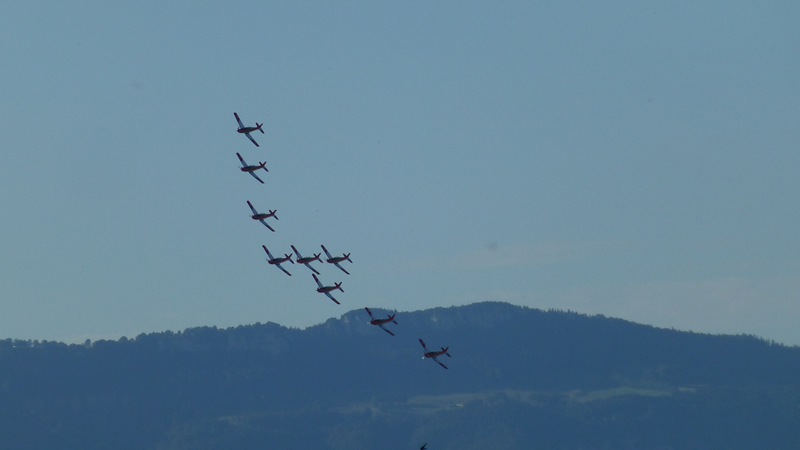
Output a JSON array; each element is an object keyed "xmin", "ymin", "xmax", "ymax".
[{"xmin": 1, "ymin": 302, "xmax": 798, "ymax": 449}]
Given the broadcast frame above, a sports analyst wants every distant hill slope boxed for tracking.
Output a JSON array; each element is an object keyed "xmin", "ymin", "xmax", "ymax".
[{"xmin": 1, "ymin": 302, "xmax": 798, "ymax": 449}]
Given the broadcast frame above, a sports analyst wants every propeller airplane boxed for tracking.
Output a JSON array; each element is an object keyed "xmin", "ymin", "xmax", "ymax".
[
  {"xmin": 312, "ymin": 273, "xmax": 342, "ymax": 305},
  {"xmin": 321, "ymin": 245, "xmax": 352, "ymax": 275},
  {"xmin": 234, "ymin": 112, "xmax": 264, "ymax": 147},
  {"xmin": 419, "ymin": 339, "xmax": 451, "ymax": 369},
  {"xmin": 237, "ymin": 153, "xmax": 268, "ymax": 184},
  {"xmin": 291, "ymin": 245, "xmax": 322, "ymax": 275},
  {"xmin": 262, "ymin": 245, "xmax": 293, "ymax": 276},
  {"xmin": 365, "ymin": 307, "xmax": 397, "ymax": 336},
  {"xmin": 247, "ymin": 200, "xmax": 278, "ymax": 232}
]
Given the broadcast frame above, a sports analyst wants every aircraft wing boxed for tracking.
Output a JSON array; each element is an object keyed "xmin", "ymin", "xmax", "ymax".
[
  {"xmin": 258, "ymin": 219, "xmax": 275, "ymax": 232},
  {"xmin": 234, "ymin": 112, "xmax": 245, "ymax": 129},
  {"xmin": 321, "ymin": 245, "xmax": 333, "ymax": 259},
  {"xmin": 291, "ymin": 246, "xmax": 303, "ymax": 259},
  {"xmin": 419, "ymin": 339, "xmax": 429, "ymax": 352},
  {"xmin": 378, "ymin": 324, "xmax": 395, "ymax": 336},
  {"xmin": 365, "ymin": 307, "xmax": 374, "ymax": 319},
  {"xmin": 247, "ymin": 201, "xmax": 258, "ymax": 215},
  {"xmin": 333, "ymin": 262, "xmax": 350, "ymax": 275},
  {"xmin": 237, "ymin": 152, "xmax": 247, "ymax": 165},
  {"xmin": 249, "ymin": 171, "xmax": 265, "ymax": 184},
  {"xmin": 245, "ymin": 132, "xmax": 259, "ymax": 147},
  {"xmin": 262, "ymin": 245, "xmax": 274, "ymax": 259},
  {"xmin": 304, "ymin": 263, "xmax": 321, "ymax": 275},
  {"xmin": 432, "ymin": 356, "xmax": 448, "ymax": 369},
  {"xmin": 324, "ymin": 291, "xmax": 341, "ymax": 305},
  {"xmin": 275, "ymin": 263, "xmax": 292, "ymax": 276},
  {"xmin": 312, "ymin": 273, "xmax": 323, "ymax": 289}
]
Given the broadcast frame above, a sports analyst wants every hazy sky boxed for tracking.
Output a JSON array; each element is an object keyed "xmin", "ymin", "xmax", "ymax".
[{"xmin": 1, "ymin": 2, "xmax": 798, "ymax": 345}]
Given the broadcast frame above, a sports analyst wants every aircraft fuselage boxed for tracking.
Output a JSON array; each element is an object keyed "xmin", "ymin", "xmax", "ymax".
[
  {"xmin": 424, "ymin": 348, "xmax": 449, "ymax": 358},
  {"xmin": 370, "ymin": 315, "xmax": 395, "ymax": 326}
]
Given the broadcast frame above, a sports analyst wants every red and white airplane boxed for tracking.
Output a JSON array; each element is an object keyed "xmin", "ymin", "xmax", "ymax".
[
  {"xmin": 321, "ymin": 245, "xmax": 352, "ymax": 275},
  {"xmin": 312, "ymin": 273, "xmax": 342, "ymax": 304},
  {"xmin": 291, "ymin": 245, "xmax": 322, "ymax": 275},
  {"xmin": 365, "ymin": 307, "xmax": 397, "ymax": 336},
  {"xmin": 247, "ymin": 200, "xmax": 278, "ymax": 232},
  {"xmin": 419, "ymin": 339, "xmax": 451, "ymax": 369},
  {"xmin": 237, "ymin": 153, "xmax": 268, "ymax": 184},
  {"xmin": 234, "ymin": 112, "xmax": 264, "ymax": 147},
  {"xmin": 262, "ymin": 245, "xmax": 293, "ymax": 276}
]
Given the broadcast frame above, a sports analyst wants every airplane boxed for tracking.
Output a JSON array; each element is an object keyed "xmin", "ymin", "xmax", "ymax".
[
  {"xmin": 365, "ymin": 307, "xmax": 397, "ymax": 336},
  {"xmin": 321, "ymin": 245, "xmax": 352, "ymax": 275},
  {"xmin": 312, "ymin": 273, "xmax": 342, "ymax": 304},
  {"xmin": 291, "ymin": 245, "xmax": 322, "ymax": 275},
  {"xmin": 234, "ymin": 112, "xmax": 264, "ymax": 147},
  {"xmin": 419, "ymin": 339, "xmax": 451, "ymax": 369},
  {"xmin": 420, "ymin": 444, "xmax": 427, "ymax": 450},
  {"xmin": 247, "ymin": 200, "xmax": 278, "ymax": 232},
  {"xmin": 237, "ymin": 152, "xmax": 268, "ymax": 184},
  {"xmin": 262, "ymin": 245, "xmax": 293, "ymax": 276}
]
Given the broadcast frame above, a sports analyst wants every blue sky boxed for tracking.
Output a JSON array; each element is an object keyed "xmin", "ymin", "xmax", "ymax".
[{"xmin": 1, "ymin": 1, "xmax": 798, "ymax": 345}]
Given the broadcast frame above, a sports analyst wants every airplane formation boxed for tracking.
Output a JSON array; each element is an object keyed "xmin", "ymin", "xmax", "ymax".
[{"xmin": 233, "ymin": 112, "xmax": 445, "ymax": 448}]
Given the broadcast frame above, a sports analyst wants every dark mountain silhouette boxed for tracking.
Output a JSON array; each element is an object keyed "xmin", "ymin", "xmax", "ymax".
[{"xmin": 1, "ymin": 302, "xmax": 798, "ymax": 449}]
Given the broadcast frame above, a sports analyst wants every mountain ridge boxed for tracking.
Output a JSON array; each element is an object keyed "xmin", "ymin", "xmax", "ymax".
[{"xmin": 1, "ymin": 301, "xmax": 798, "ymax": 449}]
